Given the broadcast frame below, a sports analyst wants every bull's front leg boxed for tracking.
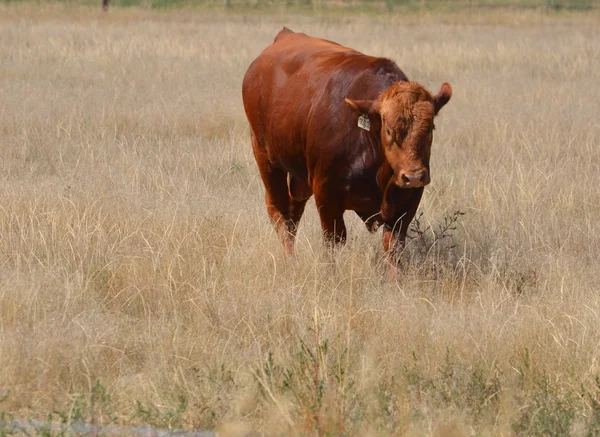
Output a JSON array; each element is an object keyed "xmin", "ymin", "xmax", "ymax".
[
  {"xmin": 382, "ymin": 224, "xmax": 408, "ymax": 281},
  {"xmin": 314, "ymin": 186, "xmax": 347, "ymax": 247},
  {"xmin": 381, "ymin": 187, "xmax": 424, "ymax": 281}
]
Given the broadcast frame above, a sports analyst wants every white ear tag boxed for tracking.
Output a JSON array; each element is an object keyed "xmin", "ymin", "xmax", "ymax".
[{"xmin": 357, "ymin": 114, "xmax": 371, "ymax": 131}]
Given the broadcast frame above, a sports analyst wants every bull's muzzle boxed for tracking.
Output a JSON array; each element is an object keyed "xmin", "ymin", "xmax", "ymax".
[{"xmin": 398, "ymin": 170, "xmax": 430, "ymax": 188}]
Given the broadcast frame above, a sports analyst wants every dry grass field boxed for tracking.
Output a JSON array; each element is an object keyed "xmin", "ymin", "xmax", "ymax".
[{"xmin": 1, "ymin": 4, "xmax": 599, "ymax": 436}]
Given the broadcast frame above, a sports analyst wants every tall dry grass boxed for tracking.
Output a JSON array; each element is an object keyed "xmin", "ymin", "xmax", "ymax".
[{"xmin": 1, "ymin": 4, "xmax": 599, "ymax": 436}]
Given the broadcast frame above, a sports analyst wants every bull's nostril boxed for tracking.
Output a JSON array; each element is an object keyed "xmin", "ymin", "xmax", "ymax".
[{"xmin": 401, "ymin": 174, "xmax": 410, "ymax": 184}]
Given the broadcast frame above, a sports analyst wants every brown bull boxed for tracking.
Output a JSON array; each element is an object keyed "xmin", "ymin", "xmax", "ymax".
[{"xmin": 242, "ymin": 28, "xmax": 452, "ymax": 269}]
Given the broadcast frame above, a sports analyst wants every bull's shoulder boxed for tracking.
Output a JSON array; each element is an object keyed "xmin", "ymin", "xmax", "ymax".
[{"xmin": 370, "ymin": 57, "xmax": 407, "ymax": 80}]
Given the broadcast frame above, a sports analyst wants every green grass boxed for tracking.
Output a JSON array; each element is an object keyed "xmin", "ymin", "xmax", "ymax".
[{"xmin": 3, "ymin": 347, "xmax": 600, "ymax": 436}]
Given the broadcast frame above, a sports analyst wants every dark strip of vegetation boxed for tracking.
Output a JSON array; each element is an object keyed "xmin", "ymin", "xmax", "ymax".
[{"xmin": 1, "ymin": 0, "xmax": 595, "ymax": 11}]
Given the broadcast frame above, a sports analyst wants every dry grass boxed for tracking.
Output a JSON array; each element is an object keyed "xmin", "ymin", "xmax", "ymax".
[{"xmin": 1, "ymin": 4, "xmax": 600, "ymax": 436}]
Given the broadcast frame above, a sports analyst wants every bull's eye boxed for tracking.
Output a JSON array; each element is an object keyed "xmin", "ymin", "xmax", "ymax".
[{"xmin": 386, "ymin": 127, "xmax": 392, "ymax": 137}]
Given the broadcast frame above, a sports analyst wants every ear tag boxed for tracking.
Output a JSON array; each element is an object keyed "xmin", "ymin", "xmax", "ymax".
[{"xmin": 358, "ymin": 114, "xmax": 371, "ymax": 131}]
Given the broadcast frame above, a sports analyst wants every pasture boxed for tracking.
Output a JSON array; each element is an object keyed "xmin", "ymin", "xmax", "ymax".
[{"xmin": 0, "ymin": 4, "xmax": 599, "ymax": 436}]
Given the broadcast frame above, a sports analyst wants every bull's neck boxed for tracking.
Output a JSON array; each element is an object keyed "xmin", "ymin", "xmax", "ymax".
[{"xmin": 376, "ymin": 159, "xmax": 394, "ymax": 193}]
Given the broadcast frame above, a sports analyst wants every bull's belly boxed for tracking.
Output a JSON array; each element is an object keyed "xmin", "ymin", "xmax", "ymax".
[
  {"xmin": 344, "ymin": 193, "xmax": 381, "ymax": 214},
  {"xmin": 343, "ymin": 180, "xmax": 382, "ymax": 213}
]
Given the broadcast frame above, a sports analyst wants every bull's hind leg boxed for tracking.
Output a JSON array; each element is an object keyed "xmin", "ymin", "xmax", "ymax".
[{"xmin": 251, "ymin": 136, "xmax": 295, "ymax": 254}]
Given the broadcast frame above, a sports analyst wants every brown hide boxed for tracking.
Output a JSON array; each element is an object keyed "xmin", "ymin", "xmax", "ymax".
[{"xmin": 242, "ymin": 28, "xmax": 451, "ymax": 264}]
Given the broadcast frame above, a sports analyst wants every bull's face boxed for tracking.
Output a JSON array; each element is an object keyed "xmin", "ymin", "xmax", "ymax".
[{"xmin": 346, "ymin": 81, "xmax": 452, "ymax": 189}]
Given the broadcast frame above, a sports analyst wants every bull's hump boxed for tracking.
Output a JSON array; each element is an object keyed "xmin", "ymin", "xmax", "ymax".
[
  {"xmin": 274, "ymin": 29, "xmax": 354, "ymax": 55},
  {"xmin": 274, "ymin": 26, "xmax": 294, "ymax": 42}
]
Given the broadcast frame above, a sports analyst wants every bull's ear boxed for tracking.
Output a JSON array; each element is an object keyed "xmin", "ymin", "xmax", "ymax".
[
  {"xmin": 433, "ymin": 82, "xmax": 452, "ymax": 115},
  {"xmin": 345, "ymin": 98, "xmax": 380, "ymax": 115}
]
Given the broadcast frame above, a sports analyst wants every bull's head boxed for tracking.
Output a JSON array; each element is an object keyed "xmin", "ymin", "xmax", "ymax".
[{"xmin": 345, "ymin": 81, "xmax": 452, "ymax": 188}]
